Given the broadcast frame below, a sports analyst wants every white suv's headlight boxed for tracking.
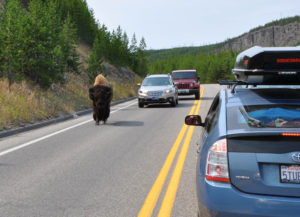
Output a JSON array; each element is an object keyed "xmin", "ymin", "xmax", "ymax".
[
  {"xmin": 139, "ymin": 90, "xmax": 148, "ymax": 94},
  {"xmin": 165, "ymin": 89, "xmax": 173, "ymax": 94}
]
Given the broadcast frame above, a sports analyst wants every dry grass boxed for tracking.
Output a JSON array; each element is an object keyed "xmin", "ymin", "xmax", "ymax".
[
  {"xmin": 111, "ymin": 74, "xmax": 142, "ymax": 101},
  {"xmin": 0, "ymin": 73, "xmax": 141, "ymax": 131},
  {"xmin": 0, "ymin": 79, "xmax": 48, "ymax": 130},
  {"xmin": 76, "ymin": 43, "xmax": 91, "ymax": 59},
  {"xmin": 0, "ymin": 76, "xmax": 89, "ymax": 130},
  {"xmin": 0, "ymin": 43, "xmax": 142, "ymax": 131}
]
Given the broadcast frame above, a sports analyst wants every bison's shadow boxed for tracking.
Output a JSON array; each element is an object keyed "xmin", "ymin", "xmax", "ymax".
[{"xmin": 110, "ymin": 121, "xmax": 144, "ymax": 127}]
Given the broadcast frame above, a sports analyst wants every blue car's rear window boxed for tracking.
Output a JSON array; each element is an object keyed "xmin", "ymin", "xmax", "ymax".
[{"xmin": 229, "ymin": 105, "xmax": 300, "ymax": 128}]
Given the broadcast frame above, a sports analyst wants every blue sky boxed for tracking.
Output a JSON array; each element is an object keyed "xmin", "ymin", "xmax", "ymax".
[{"xmin": 86, "ymin": 0, "xmax": 299, "ymax": 50}]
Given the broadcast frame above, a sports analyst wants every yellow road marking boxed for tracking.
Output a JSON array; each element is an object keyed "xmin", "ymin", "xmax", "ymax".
[
  {"xmin": 157, "ymin": 87, "xmax": 204, "ymax": 217},
  {"xmin": 137, "ymin": 97, "xmax": 199, "ymax": 217}
]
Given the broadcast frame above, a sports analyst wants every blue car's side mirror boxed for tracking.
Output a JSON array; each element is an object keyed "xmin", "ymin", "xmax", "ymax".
[{"xmin": 185, "ymin": 115, "xmax": 204, "ymax": 127}]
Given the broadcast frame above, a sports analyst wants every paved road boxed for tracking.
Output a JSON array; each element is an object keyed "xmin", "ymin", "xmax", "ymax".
[{"xmin": 0, "ymin": 84, "xmax": 222, "ymax": 217}]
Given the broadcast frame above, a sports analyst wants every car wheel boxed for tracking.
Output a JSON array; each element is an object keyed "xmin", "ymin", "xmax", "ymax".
[
  {"xmin": 138, "ymin": 100, "xmax": 144, "ymax": 108},
  {"xmin": 171, "ymin": 98, "xmax": 176, "ymax": 107},
  {"xmin": 195, "ymin": 92, "xmax": 200, "ymax": 100}
]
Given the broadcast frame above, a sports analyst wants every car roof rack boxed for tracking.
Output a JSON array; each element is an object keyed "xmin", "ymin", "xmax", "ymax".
[
  {"xmin": 232, "ymin": 46, "xmax": 300, "ymax": 85},
  {"xmin": 218, "ymin": 80, "xmax": 249, "ymax": 93}
]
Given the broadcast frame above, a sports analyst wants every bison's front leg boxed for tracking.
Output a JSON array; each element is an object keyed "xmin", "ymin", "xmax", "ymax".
[
  {"xmin": 91, "ymin": 102, "xmax": 96, "ymax": 120},
  {"xmin": 91, "ymin": 101, "xmax": 99, "ymax": 125},
  {"xmin": 96, "ymin": 106, "xmax": 102, "ymax": 125}
]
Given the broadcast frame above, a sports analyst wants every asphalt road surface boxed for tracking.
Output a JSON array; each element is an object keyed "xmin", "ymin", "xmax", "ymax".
[{"xmin": 0, "ymin": 84, "xmax": 222, "ymax": 217}]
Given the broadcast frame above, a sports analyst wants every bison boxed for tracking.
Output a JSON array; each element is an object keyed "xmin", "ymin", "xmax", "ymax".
[{"xmin": 89, "ymin": 74, "xmax": 113, "ymax": 125}]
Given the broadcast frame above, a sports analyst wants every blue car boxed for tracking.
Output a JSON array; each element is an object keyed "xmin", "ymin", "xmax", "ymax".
[{"xmin": 185, "ymin": 46, "xmax": 300, "ymax": 217}]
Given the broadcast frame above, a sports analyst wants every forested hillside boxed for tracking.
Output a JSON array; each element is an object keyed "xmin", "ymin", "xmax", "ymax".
[
  {"xmin": 0, "ymin": 0, "xmax": 145, "ymax": 130},
  {"xmin": 147, "ymin": 51, "xmax": 238, "ymax": 83},
  {"xmin": 146, "ymin": 16, "xmax": 300, "ymax": 83},
  {"xmin": 0, "ymin": 0, "xmax": 147, "ymax": 88},
  {"xmin": 147, "ymin": 16, "xmax": 300, "ymax": 61}
]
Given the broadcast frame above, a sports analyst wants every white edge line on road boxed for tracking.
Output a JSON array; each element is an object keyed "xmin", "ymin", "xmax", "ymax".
[{"xmin": 0, "ymin": 101, "xmax": 137, "ymax": 157}]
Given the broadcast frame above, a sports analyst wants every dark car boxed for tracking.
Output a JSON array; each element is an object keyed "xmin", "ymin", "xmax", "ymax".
[{"xmin": 185, "ymin": 46, "xmax": 300, "ymax": 217}]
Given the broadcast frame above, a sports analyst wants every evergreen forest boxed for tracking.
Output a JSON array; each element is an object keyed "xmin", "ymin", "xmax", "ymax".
[
  {"xmin": 0, "ymin": 0, "xmax": 147, "ymax": 88},
  {"xmin": 147, "ymin": 51, "xmax": 238, "ymax": 83}
]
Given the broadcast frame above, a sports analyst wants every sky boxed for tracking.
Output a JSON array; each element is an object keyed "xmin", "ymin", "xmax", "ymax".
[{"xmin": 85, "ymin": 0, "xmax": 300, "ymax": 50}]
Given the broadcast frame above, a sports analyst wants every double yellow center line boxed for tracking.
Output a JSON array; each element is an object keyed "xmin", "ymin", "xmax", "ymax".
[{"xmin": 138, "ymin": 87, "xmax": 204, "ymax": 217}]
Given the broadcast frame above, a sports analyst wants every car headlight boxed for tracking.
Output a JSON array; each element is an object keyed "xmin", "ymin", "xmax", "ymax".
[
  {"xmin": 165, "ymin": 89, "xmax": 173, "ymax": 94},
  {"xmin": 139, "ymin": 90, "xmax": 148, "ymax": 94},
  {"xmin": 190, "ymin": 81, "xmax": 196, "ymax": 87}
]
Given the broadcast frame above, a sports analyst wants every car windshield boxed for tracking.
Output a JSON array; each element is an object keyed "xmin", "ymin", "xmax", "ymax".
[
  {"xmin": 172, "ymin": 72, "xmax": 196, "ymax": 79},
  {"xmin": 142, "ymin": 77, "xmax": 172, "ymax": 86},
  {"xmin": 229, "ymin": 104, "xmax": 300, "ymax": 128}
]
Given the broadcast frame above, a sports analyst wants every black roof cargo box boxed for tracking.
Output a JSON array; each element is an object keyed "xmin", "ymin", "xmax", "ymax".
[{"xmin": 232, "ymin": 46, "xmax": 300, "ymax": 84}]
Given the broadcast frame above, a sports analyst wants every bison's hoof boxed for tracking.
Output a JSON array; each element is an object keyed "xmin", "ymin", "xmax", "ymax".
[{"xmin": 96, "ymin": 122, "xmax": 99, "ymax": 125}]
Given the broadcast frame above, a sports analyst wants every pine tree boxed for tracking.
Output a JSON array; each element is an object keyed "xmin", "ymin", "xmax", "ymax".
[
  {"xmin": 130, "ymin": 33, "xmax": 138, "ymax": 54},
  {"xmin": 87, "ymin": 35, "xmax": 104, "ymax": 83},
  {"xmin": 59, "ymin": 15, "xmax": 80, "ymax": 74},
  {"xmin": 130, "ymin": 33, "xmax": 138, "ymax": 71},
  {"xmin": 22, "ymin": 0, "xmax": 79, "ymax": 87},
  {"xmin": 121, "ymin": 32, "xmax": 131, "ymax": 65},
  {"xmin": 136, "ymin": 37, "xmax": 147, "ymax": 75},
  {"xmin": 0, "ymin": 0, "xmax": 27, "ymax": 88}
]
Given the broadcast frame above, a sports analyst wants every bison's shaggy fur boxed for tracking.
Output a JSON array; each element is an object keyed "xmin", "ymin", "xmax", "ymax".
[
  {"xmin": 89, "ymin": 84, "xmax": 113, "ymax": 125},
  {"xmin": 94, "ymin": 74, "xmax": 110, "ymax": 87}
]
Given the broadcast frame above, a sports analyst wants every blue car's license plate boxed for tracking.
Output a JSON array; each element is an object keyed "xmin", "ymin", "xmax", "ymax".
[
  {"xmin": 280, "ymin": 165, "xmax": 300, "ymax": 183},
  {"xmin": 152, "ymin": 96, "xmax": 159, "ymax": 100}
]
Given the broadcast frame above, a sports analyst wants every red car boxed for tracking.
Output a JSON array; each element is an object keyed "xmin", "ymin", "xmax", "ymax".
[{"xmin": 171, "ymin": 69, "xmax": 200, "ymax": 99}]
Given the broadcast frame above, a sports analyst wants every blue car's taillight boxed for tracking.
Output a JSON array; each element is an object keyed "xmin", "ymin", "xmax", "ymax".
[
  {"xmin": 282, "ymin": 132, "xmax": 300, "ymax": 137},
  {"xmin": 205, "ymin": 139, "xmax": 230, "ymax": 183}
]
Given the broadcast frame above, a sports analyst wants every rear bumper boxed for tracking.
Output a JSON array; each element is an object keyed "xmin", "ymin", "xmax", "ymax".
[
  {"xmin": 178, "ymin": 88, "xmax": 199, "ymax": 95},
  {"xmin": 197, "ymin": 174, "xmax": 300, "ymax": 217}
]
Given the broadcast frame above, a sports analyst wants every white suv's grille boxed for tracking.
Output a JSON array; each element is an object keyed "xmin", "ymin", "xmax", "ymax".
[{"xmin": 147, "ymin": 91, "xmax": 163, "ymax": 96}]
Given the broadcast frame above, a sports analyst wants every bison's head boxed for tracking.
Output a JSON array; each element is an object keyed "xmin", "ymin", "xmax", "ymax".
[{"xmin": 89, "ymin": 85, "xmax": 113, "ymax": 108}]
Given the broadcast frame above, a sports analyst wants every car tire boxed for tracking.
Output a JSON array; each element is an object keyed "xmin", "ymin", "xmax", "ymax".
[
  {"xmin": 138, "ymin": 100, "xmax": 144, "ymax": 108},
  {"xmin": 171, "ymin": 98, "xmax": 176, "ymax": 107},
  {"xmin": 195, "ymin": 91, "xmax": 200, "ymax": 100}
]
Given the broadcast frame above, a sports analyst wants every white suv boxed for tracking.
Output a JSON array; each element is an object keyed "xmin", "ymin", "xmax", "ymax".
[{"xmin": 138, "ymin": 74, "xmax": 178, "ymax": 108}]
